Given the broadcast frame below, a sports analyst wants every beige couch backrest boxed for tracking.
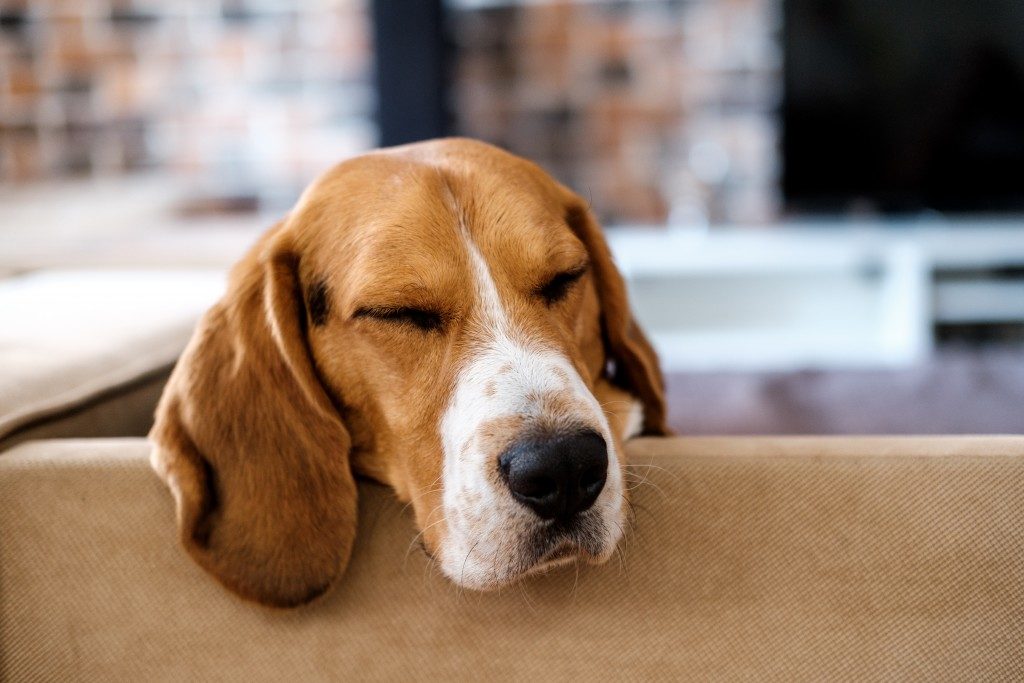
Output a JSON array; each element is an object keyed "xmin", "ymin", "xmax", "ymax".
[{"xmin": 2, "ymin": 436, "xmax": 1022, "ymax": 680}]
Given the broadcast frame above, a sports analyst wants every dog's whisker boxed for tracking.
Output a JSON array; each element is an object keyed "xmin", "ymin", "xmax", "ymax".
[
  {"xmin": 614, "ymin": 542, "xmax": 627, "ymax": 577},
  {"xmin": 401, "ymin": 499, "xmax": 447, "ymax": 560},
  {"xmin": 604, "ymin": 518, "xmax": 627, "ymax": 577},
  {"xmin": 458, "ymin": 538, "xmax": 483, "ymax": 596},
  {"xmin": 516, "ymin": 574, "xmax": 539, "ymax": 615},
  {"xmin": 569, "ymin": 557, "xmax": 581, "ymax": 601},
  {"xmin": 403, "ymin": 516, "xmax": 446, "ymax": 566},
  {"xmin": 626, "ymin": 498, "xmax": 656, "ymax": 525},
  {"xmin": 618, "ymin": 492, "xmax": 640, "ymax": 532},
  {"xmin": 398, "ymin": 484, "xmax": 445, "ymax": 517},
  {"xmin": 627, "ymin": 460, "xmax": 683, "ymax": 485},
  {"xmin": 622, "ymin": 472, "xmax": 668, "ymax": 500},
  {"xmin": 596, "ymin": 399, "xmax": 633, "ymax": 409}
]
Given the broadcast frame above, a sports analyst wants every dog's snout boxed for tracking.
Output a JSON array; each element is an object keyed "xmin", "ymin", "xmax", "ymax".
[{"xmin": 499, "ymin": 430, "xmax": 608, "ymax": 520}]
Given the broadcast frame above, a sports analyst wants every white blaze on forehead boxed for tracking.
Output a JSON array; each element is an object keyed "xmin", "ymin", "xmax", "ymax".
[
  {"xmin": 440, "ymin": 210, "xmax": 613, "ymax": 463},
  {"xmin": 436, "ymin": 207, "xmax": 624, "ymax": 586},
  {"xmin": 462, "ymin": 223, "xmax": 508, "ymax": 333}
]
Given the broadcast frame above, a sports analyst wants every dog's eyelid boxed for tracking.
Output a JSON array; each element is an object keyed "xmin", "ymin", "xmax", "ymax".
[
  {"xmin": 569, "ymin": 260, "xmax": 591, "ymax": 278},
  {"xmin": 352, "ymin": 305, "xmax": 445, "ymax": 332},
  {"xmin": 536, "ymin": 261, "xmax": 590, "ymax": 304},
  {"xmin": 352, "ymin": 304, "xmax": 440, "ymax": 317},
  {"xmin": 541, "ymin": 261, "xmax": 590, "ymax": 286},
  {"xmin": 306, "ymin": 279, "xmax": 331, "ymax": 326}
]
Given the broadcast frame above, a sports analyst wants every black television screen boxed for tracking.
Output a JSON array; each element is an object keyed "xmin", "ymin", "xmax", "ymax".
[{"xmin": 783, "ymin": 0, "xmax": 1024, "ymax": 214}]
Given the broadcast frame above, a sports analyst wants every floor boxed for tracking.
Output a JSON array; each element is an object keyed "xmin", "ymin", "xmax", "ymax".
[{"xmin": 666, "ymin": 345, "xmax": 1024, "ymax": 435}]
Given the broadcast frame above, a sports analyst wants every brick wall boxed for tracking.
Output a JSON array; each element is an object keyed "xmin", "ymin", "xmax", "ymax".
[
  {"xmin": 0, "ymin": 0, "xmax": 374, "ymax": 209},
  {"xmin": 451, "ymin": 0, "xmax": 782, "ymax": 225},
  {"xmin": 1, "ymin": 0, "xmax": 782, "ymax": 225}
]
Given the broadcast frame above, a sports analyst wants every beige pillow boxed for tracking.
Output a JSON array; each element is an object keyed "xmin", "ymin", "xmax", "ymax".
[{"xmin": 0, "ymin": 269, "xmax": 223, "ymax": 449}]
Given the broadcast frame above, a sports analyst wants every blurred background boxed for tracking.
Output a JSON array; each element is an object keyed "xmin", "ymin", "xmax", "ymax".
[{"xmin": 2, "ymin": 0, "xmax": 1023, "ymax": 434}]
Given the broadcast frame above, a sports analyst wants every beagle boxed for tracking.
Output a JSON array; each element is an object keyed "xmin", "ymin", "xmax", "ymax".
[{"xmin": 150, "ymin": 138, "xmax": 666, "ymax": 607}]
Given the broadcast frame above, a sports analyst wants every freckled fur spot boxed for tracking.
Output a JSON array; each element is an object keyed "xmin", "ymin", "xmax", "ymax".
[{"xmin": 552, "ymin": 367, "xmax": 571, "ymax": 385}]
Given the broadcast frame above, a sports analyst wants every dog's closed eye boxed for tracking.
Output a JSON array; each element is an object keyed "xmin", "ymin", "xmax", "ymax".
[
  {"xmin": 536, "ymin": 263, "xmax": 589, "ymax": 306},
  {"xmin": 354, "ymin": 306, "xmax": 445, "ymax": 332}
]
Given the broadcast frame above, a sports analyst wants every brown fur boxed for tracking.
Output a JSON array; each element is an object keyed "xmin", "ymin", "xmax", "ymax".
[{"xmin": 150, "ymin": 138, "xmax": 666, "ymax": 607}]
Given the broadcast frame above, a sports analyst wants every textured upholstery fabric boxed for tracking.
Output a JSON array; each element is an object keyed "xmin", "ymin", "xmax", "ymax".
[
  {"xmin": 0, "ymin": 270, "xmax": 223, "ymax": 447},
  {"xmin": 1, "ymin": 436, "xmax": 1022, "ymax": 680}
]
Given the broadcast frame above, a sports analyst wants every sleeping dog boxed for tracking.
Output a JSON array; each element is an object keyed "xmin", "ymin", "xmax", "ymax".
[{"xmin": 150, "ymin": 138, "xmax": 666, "ymax": 607}]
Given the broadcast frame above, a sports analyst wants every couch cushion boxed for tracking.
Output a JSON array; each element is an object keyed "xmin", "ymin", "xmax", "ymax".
[
  {"xmin": 0, "ymin": 270, "xmax": 223, "ymax": 449},
  {"xmin": 1, "ymin": 436, "xmax": 1021, "ymax": 680}
]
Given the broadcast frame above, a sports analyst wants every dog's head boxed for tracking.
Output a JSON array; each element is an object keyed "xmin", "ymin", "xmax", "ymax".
[{"xmin": 150, "ymin": 138, "xmax": 665, "ymax": 607}]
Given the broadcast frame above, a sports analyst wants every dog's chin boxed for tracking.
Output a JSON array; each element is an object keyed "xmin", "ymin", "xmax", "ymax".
[
  {"xmin": 523, "ymin": 542, "xmax": 600, "ymax": 576},
  {"xmin": 436, "ymin": 514, "xmax": 620, "ymax": 591}
]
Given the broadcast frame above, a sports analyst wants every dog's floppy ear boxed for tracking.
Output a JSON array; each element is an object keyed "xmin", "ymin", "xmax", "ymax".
[
  {"xmin": 150, "ymin": 222, "xmax": 357, "ymax": 608},
  {"xmin": 563, "ymin": 198, "xmax": 668, "ymax": 435}
]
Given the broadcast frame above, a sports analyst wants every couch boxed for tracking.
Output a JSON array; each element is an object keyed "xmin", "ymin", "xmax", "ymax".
[{"xmin": 1, "ymin": 271, "xmax": 1022, "ymax": 680}]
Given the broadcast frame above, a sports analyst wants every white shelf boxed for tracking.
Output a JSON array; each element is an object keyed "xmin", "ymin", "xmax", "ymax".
[
  {"xmin": 650, "ymin": 329, "xmax": 922, "ymax": 372},
  {"xmin": 935, "ymin": 281, "xmax": 1024, "ymax": 323},
  {"xmin": 606, "ymin": 225, "xmax": 935, "ymax": 372},
  {"xmin": 611, "ymin": 218, "xmax": 1024, "ymax": 269}
]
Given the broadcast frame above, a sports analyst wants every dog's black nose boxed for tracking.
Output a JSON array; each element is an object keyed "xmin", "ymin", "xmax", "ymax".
[{"xmin": 499, "ymin": 430, "xmax": 608, "ymax": 520}]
